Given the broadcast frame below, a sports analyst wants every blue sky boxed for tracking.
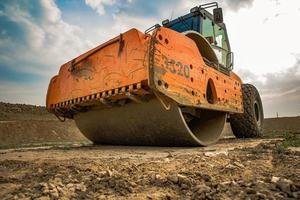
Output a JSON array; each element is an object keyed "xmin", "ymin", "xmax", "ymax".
[{"xmin": 0, "ymin": 0, "xmax": 300, "ymax": 117}]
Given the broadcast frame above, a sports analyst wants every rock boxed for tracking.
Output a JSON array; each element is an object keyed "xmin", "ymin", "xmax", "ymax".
[
  {"xmin": 49, "ymin": 188, "xmax": 59, "ymax": 198},
  {"xmin": 53, "ymin": 177, "xmax": 62, "ymax": 182},
  {"xmin": 271, "ymin": 176, "xmax": 280, "ymax": 183},
  {"xmin": 48, "ymin": 183, "xmax": 55, "ymax": 189},
  {"xmin": 233, "ymin": 161, "xmax": 244, "ymax": 168},
  {"xmin": 165, "ymin": 193, "xmax": 172, "ymax": 200},
  {"xmin": 192, "ymin": 184, "xmax": 211, "ymax": 199},
  {"xmin": 181, "ymin": 184, "xmax": 189, "ymax": 189},
  {"xmin": 292, "ymin": 192, "xmax": 299, "ymax": 199},
  {"xmin": 97, "ymin": 195, "xmax": 106, "ymax": 200},
  {"xmin": 38, "ymin": 168, "xmax": 43, "ymax": 173},
  {"xmin": 177, "ymin": 174, "xmax": 190, "ymax": 185},
  {"xmin": 276, "ymin": 178, "xmax": 293, "ymax": 193},
  {"xmin": 167, "ymin": 174, "xmax": 179, "ymax": 184},
  {"xmin": 255, "ymin": 192, "xmax": 266, "ymax": 199},
  {"xmin": 246, "ymin": 188, "xmax": 256, "ymax": 194},
  {"xmin": 18, "ymin": 193, "xmax": 26, "ymax": 198},
  {"xmin": 129, "ymin": 181, "xmax": 137, "ymax": 187},
  {"xmin": 82, "ymin": 175, "xmax": 92, "ymax": 181},
  {"xmin": 106, "ymin": 169, "xmax": 113, "ymax": 177},
  {"xmin": 98, "ymin": 171, "xmax": 107, "ymax": 177},
  {"xmin": 166, "ymin": 152, "xmax": 173, "ymax": 158},
  {"xmin": 220, "ymin": 181, "xmax": 231, "ymax": 186},
  {"xmin": 201, "ymin": 174, "xmax": 212, "ymax": 182},
  {"xmin": 230, "ymin": 181, "xmax": 238, "ymax": 186},
  {"xmin": 66, "ymin": 183, "xmax": 74, "ymax": 188},
  {"xmin": 194, "ymin": 184, "xmax": 211, "ymax": 193},
  {"xmin": 36, "ymin": 196, "xmax": 51, "ymax": 200},
  {"xmin": 127, "ymin": 186, "xmax": 134, "ymax": 193},
  {"xmin": 75, "ymin": 183, "xmax": 87, "ymax": 192},
  {"xmin": 151, "ymin": 174, "xmax": 165, "ymax": 184},
  {"xmin": 225, "ymin": 164, "xmax": 236, "ymax": 170},
  {"xmin": 53, "ymin": 177, "xmax": 63, "ymax": 186},
  {"xmin": 146, "ymin": 194, "xmax": 153, "ymax": 199},
  {"xmin": 204, "ymin": 150, "xmax": 228, "ymax": 157}
]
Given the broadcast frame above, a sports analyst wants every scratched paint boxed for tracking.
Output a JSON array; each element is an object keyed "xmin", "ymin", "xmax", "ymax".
[{"xmin": 46, "ymin": 27, "xmax": 243, "ymax": 118}]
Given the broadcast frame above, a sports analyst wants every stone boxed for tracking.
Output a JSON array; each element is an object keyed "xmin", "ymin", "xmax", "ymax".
[
  {"xmin": 18, "ymin": 193, "xmax": 26, "ymax": 198},
  {"xmin": 146, "ymin": 194, "xmax": 153, "ymax": 199},
  {"xmin": 98, "ymin": 171, "xmax": 107, "ymax": 177},
  {"xmin": 180, "ymin": 184, "xmax": 189, "ymax": 189},
  {"xmin": 204, "ymin": 150, "xmax": 228, "ymax": 157},
  {"xmin": 75, "ymin": 183, "xmax": 87, "ymax": 192},
  {"xmin": 48, "ymin": 183, "xmax": 56, "ymax": 189},
  {"xmin": 225, "ymin": 164, "xmax": 236, "ymax": 170},
  {"xmin": 276, "ymin": 178, "xmax": 292, "ymax": 193},
  {"xmin": 246, "ymin": 188, "xmax": 256, "ymax": 194},
  {"xmin": 233, "ymin": 161, "xmax": 245, "ymax": 168},
  {"xmin": 49, "ymin": 188, "xmax": 59, "ymax": 198},
  {"xmin": 36, "ymin": 196, "xmax": 51, "ymax": 200},
  {"xmin": 177, "ymin": 174, "xmax": 190, "ymax": 185},
  {"xmin": 106, "ymin": 169, "xmax": 113, "ymax": 177},
  {"xmin": 166, "ymin": 152, "xmax": 173, "ymax": 158},
  {"xmin": 167, "ymin": 174, "xmax": 179, "ymax": 184},
  {"xmin": 271, "ymin": 176, "xmax": 280, "ymax": 183},
  {"xmin": 98, "ymin": 195, "xmax": 106, "ymax": 200},
  {"xmin": 292, "ymin": 192, "xmax": 299, "ymax": 199},
  {"xmin": 194, "ymin": 184, "xmax": 211, "ymax": 194},
  {"xmin": 66, "ymin": 183, "xmax": 74, "ymax": 188}
]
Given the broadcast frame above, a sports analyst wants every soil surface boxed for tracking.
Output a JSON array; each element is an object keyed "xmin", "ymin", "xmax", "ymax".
[
  {"xmin": 1, "ymin": 101, "xmax": 300, "ymax": 149},
  {"xmin": 0, "ymin": 138, "xmax": 299, "ymax": 200},
  {"xmin": 0, "ymin": 102, "xmax": 300, "ymax": 199},
  {"xmin": 0, "ymin": 102, "xmax": 89, "ymax": 149}
]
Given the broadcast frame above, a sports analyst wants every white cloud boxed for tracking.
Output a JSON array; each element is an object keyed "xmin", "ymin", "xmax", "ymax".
[
  {"xmin": 111, "ymin": 12, "xmax": 157, "ymax": 33},
  {"xmin": 226, "ymin": 0, "xmax": 300, "ymax": 75},
  {"xmin": 0, "ymin": 0, "xmax": 93, "ymax": 77},
  {"xmin": 237, "ymin": 57, "xmax": 300, "ymax": 117},
  {"xmin": 85, "ymin": 0, "xmax": 116, "ymax": 15},
  {"xmin": 85, "ymin": 0, "xmax": 135, "ymax": 16}
]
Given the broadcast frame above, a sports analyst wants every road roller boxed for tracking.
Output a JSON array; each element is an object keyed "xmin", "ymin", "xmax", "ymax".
[{"xmin": 46, "ymin": 2, "xmax": 264, "ymax": 146}]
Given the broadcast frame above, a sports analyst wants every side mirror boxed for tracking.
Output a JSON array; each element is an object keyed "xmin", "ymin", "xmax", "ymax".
[
  {"xmin": 213, "ymin": 8, "xmax": 223, "ymax": 24},
  {"xmin": 226, "ymin": 52, "xmax": 234, "ymax": 70}
]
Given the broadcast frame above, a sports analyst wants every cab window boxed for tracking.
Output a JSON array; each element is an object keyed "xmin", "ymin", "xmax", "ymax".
[
  {"xmin": 202, "ymin": 16, "xmax": 230, "ymax": 68},
  {"xmin": 168, "ymin": 16, "xmax": 199, "ymax": 33}
]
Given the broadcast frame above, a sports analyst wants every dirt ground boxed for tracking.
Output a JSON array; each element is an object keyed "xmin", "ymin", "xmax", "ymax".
[
  {"xmin": 0, "ymin": 102, "xmax": 300, "ymax": 199},
  {"xmin": 0, "ymin": 138, "xmax": 299, "ymax": 200},
  {"xmin": 1, "ymin": 101, "xmax": 300, "ymax": 149},
  {"xmin": 0, "ymin": 102, "xmax": 89, "ymax": 149}
]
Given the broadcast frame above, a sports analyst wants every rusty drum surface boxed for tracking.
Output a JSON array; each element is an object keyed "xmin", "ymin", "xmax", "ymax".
[{"xmin": 74, "ymin": 98, "xmax": 226, "ymax": 146}]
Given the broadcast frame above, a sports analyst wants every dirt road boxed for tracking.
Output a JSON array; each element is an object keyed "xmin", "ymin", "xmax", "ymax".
[
  {"xmin": 0, "ymin": 102, "xmax": 299, "ymax": 199},
  {"xmin": 1, "ymin": 138, "xmax": 299, "ymax": 200}
]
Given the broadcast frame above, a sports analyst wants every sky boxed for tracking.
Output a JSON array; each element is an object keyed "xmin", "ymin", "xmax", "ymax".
[{"xmin": 0, "ymin": 0, "xmax": 299, "ymax": 118}]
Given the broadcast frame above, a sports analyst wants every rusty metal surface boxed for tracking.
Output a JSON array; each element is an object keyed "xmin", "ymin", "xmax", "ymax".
[
  {"xmin": 74, "ymin": 98, "xmax": 226, "ymax": 146},
  {"xmin": 46, "ymin": 27, "xmax": 243, "ymax": 118},
  {"xmin": 46, "ymin": 28, "xmax": 150, "ymax": 111},
  {"xmin": 148, "ymin": 27, "xmax": 243, "ymax": 113}
]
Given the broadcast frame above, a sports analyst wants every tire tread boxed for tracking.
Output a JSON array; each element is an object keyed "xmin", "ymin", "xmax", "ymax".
[{"xmin": 230, "ymin": 84, "xmax": 263, "ymax": 138}]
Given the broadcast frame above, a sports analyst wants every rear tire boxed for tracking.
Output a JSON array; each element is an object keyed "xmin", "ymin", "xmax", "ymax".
[{"xmin": 230, "ymin": 84, "xmax": 264, "ymax": 138}]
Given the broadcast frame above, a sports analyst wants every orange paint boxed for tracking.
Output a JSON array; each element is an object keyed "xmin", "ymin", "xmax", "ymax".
[{"xmin": 46, "ymin": 27, "xmax": 243, "ymax": 117}]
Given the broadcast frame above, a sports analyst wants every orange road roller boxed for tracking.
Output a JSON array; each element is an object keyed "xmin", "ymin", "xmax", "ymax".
[{"xmin": 46, "ymin": 2, "xmax": 264, "ymax": 146}]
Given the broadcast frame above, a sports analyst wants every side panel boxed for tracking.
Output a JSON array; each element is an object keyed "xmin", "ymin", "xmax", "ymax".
[
  {"xmin": 149, "ymin": 27, "xmax": 243, "ymax": 113},
  {"xmin": 46, "ymin": 29, "xmax": 150, "ymax": 110}
]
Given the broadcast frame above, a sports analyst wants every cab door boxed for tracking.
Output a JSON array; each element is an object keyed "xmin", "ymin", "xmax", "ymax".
[{"xmin": 201, "ymin": 14, "xmax": 232, "ymax": 71}]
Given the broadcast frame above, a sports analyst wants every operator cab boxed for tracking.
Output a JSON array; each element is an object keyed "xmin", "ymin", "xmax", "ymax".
[{"xmin": 162, "ymin": 2, "xmax": 233, "ymax": 73}]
